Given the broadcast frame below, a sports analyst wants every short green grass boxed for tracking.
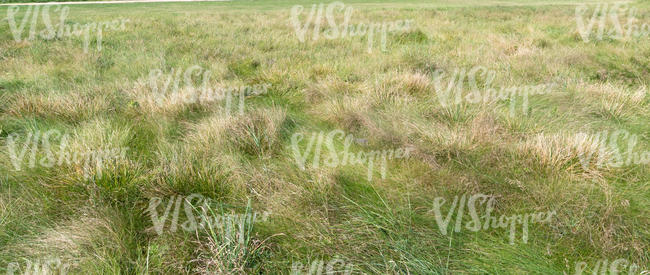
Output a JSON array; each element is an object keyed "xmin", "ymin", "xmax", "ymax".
[{"xmin": 0, "ymin": 0, "xmax": 649, "ymax": 274}]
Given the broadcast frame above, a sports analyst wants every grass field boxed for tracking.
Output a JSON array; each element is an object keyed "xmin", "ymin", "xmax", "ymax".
[{"xmin": 0, "ymin": 0, "xmax": 649, "ymax": 273}]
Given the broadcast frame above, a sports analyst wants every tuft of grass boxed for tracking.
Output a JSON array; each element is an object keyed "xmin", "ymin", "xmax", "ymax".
[
  {"xmin": 228, "ymin": 59, "xmax": 261, "ymax": 79},
  {"xmin": 224, "ymin": 108, "xmax": 287, "ymax": 158},
  {"xmin": 194, "ymin": 200, "xmax": 269, "ymax": 274},
  {"xmin": 393, "ymin": 29, "xmax": 429, "ymax": 45}
]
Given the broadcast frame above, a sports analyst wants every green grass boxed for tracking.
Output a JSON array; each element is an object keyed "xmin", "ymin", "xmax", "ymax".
[{"xmin": 0, "ymin": 0, "xmax": 649, "ymax": 274}]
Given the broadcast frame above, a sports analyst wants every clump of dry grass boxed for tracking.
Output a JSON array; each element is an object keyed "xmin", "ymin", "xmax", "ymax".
[
  {"xmin": 126, "ymin": 74, "xmax": 254, "ymax": 118},
  {"xmin": 60, "ymin": 118, "xmax": 132, "ymax": 179},
  {"xmin": 7, "ymin": 206, "xmax": 126, "ymax": 273},
  {"xmin": 394, "ymin": 72, "xmax": 431, "ymax": 96},
  {"xmin": 147, "ymin": 108, "xmax": 292, "ymax": 197},
  {"xmin": 577, "ymin": 82, "xmax": 648, "ymax": 119},
  {"xmin": 409, "ymin": 111, "xmax": 501, "ymax": 156},
  {"xmin": 319, "ymin": 95, "xmax": 373, "ymax": 133},
  {"xmin": 303, "ymin": 77, "xmax": 356, "ymax": 104},
  {"xmin": 151, "ymin": 147, "xmax": 241, "ymax": 197},
  {"xmin": 466, "ymin": 112, "xmax": 504, "ymax": 144},
  {"xmin": 148, "ymin": 117, "xmax": 244, "ymax": 196},
  {"xmin": 175, "ymin": 107, "xmax": 287, "ymax": 160},
  {"xmin": 517, "ymin": 132, "xmax": 614, "ymax": 177},
  {"xmin": 0, "ymin": 118, "xmax": 133, "ymax": 182},
  {"xmin": 184, "ymin": 114, "xmax": 234, "ymax": 153},
  {"xmin": 126, "ymin": 78, "xmax": 204, "ymax": 116},
  {"xmin": 223, "ymin": 108, "xmax": 287, "ymax": 158},
  {"xmin": 6, "ymin": 92, "xmax": 110, "ymax": 122},
  {"xmin": 69, "ymin": 119, "xmax": 131, "ymax": 149}
]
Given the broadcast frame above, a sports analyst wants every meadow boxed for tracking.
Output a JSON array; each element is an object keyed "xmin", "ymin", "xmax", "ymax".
[{"xmin": 0, "ymin": 0, "xmax": 648, "ymax": 273}]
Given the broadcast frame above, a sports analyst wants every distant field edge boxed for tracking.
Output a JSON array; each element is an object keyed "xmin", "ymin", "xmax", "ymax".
[{"xmin": 0, "ymin": 0, "xmax": 230, "ymax": 6}]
